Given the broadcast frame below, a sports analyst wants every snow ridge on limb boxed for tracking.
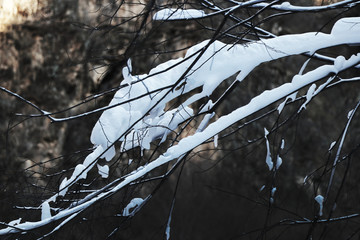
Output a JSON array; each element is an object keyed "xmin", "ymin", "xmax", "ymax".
[
  {"xmin": 91, "ymin": 16, "xmax": 360, "ymax": 155},
  {"xmin": 153, "ymin": 8, "xmax": 206, "ymax": 20}
]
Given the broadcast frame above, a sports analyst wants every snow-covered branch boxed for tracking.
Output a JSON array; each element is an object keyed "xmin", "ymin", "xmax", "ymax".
[
  {"xmin": 154, "ymin": 0, "xmax": 360, "ymax": 21},
  {"xmin": 1, "ymin": 15, "xmax": 359, "ymax": 236}
]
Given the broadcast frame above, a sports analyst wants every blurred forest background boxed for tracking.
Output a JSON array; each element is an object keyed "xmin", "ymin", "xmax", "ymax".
[{"xmin": 1, "ymin": 0, "xmax": 360, "ymax": 239}]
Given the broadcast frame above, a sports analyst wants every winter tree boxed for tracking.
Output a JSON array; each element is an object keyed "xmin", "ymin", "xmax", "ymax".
[{"xmin": 1, "ymin": 0, "xmax": 360, "ymax": 239}]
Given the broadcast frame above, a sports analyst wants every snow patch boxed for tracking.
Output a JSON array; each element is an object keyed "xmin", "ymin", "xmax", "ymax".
[
  {"xmin": 280, "ymin": 2, "xmax": 291, "ymax": 9},
  {"xmin": 276, "ymin": 155, "xmax": 282, "ymax": 169},
  {"xmin": 122, "ymin": 198, "xmax": 144, "ymax": 216},
  {"xmin": 334, "ymin": 55, "xmax": 346, "ymax": 71},
  {"xmin": 8, "ymin": 218, "xmax": 21, "ymax": 227},
  {"xmin": 41, "ymin": 202, "xmax": 51, "ymax": 220},
  {"xmin": 153, "ymin": 8, "xmax": 206, "ymax": 21},
  {"xmin": 299, "ymin": 83, "xmax": 316, "ymax": 111},
  {"xmin": 59, "ymin": 177, "xmax": 69, "ymax": 197},
  {"xmin": 97, "ymin": 164, "xmax": 109, "ymax": 178},
  {"xmin": 277, "ymin": 92, "xmax": 297, "ymax": 114},
  {"xmin": 271, "ymin": 187, "xmax": 277, "ymax": 197},
  {"xmin": 21, "ymin": 16, "xmax": 359, "ymax": 234},
  {"xmin": 315, "ymin": 195, "xmax": 324, "ymax": 216},
  {"xmin": 331, "ymin": 17, "xmax": 360, "ymax": 37},
  {"xmin": 329, "ymin": 141, "xmax": 336, "ymax": 151},
  {"xmin": 73, "ymin": 164, "xmax": 87, "ymax": 180},
  {"xmin": 197, "ymin": 112, "xmax": 215, "ymax": 132},
  {"xmin": 213, "ymin": 134, "xmax": 218, "ymax": 148},
  {"xmin": 264, "ymin": 128, "xmax": 273, "ymax": 171}
]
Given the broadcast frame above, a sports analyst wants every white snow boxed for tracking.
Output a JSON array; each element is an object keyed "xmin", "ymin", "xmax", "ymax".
[
  {"xmin": 313, "ymin": 76, "xmax": 334, "ymax": 96},
  {"xmin": 280, "ymin": 2, "xmax": 291, "ymax": 8},
  {"xmin": 331, "ymin": 17, "xmax": 360, "ymax": 36},
  {"xmin": 127, "ymin": 58, "xmax": 132, "ymax": 73},
  {"xmin": 97, "ymin": 164, "xmax": 109, "ymax": 178},
  {"xmin": 277, "ymin": 92, "xmax": 297, "ymax": 114},
  {"xmin": 253, "ymin": 0, "xmax": 356, "ymax": 12},
  {"xmin": 153, "ymin": 8, "xmax": 206, "ymax": 21},
  {"xmin": 89, "ymin": 17, "xmax": 360, "ymax": 169},
  {"xmin": 104, "ymin": 145, "xmax": 115, "ymax": 161},
  {"xmin": 59, "ymin": 177, "xmax": 68, "ymax": 197},
  {"xmin": 56, "ymin": 145, "xmax": 106, "ymax": 199},
  {"xmin": 329, "ymin": 141, "xmax": 336, "ymax": 151},
  {"xmin": 83, "ymin": 145, "xmax": 103, "ymax": 167},
  {"xmin": 2, "ymin": 16, "xmax": 360, "ymax": 236},
  {"xmin": 122, "ymin": 59, "xmax": 134, "ymax": 86},
  {"xmin": 264, "ymin": 128, "xmax": 273, "ymax": 171},
  {"xmin": 73, "ymin": 164, "xmax": 87, "ymax": 180},
  {"xmin": 213, "ymin": 134, "xmax": 218, "ymax": 148},
  {"xmin": 315, "ymin": 195, "xmax": 324, "ymax": 216},
  {"xmin": 334, "ymin": 56, "xmax": 346, "ymax": 71},
  {"xmin": 270, "ymin": 187, "xmax": 277, "ymax": 203},
  {"xmin": 303, "ymin": 175, "xmax": 308, "ymax": 184},
  {"xmin": 277, "ymin": 100, "xmax": 286, "ymax": 114},
  {"xmin": 197, "ymin": 112, "xmax": 215, "ymax": 132},
  {"xmin": 276, "ymin": 155, "xmax": 282, "ymax": 169},
  {"xmin": 122, "ymin": 198, "xmax": 144, "ymax": 216},
  {"xmin": 8, "ymin": 218, "xmax": 21, "ymax": 226},
  {"xmin": 41, "ymin": 202, "xmax": 51, "ymax": 220},
  {"xmin": 121, "ymin": 106, "xmax": 194, "ymax": 151},
  {"xmin": 166, "ymin": 224, "xmax": 171, "ymax": 240},
  {"xmin": 46, "ymin": 18, "xmax": 359, "ymax": 226},
  {"xmin": 271, "ymin": 187, "xmax": 277, "ymax": 197},
  {"xmin": 299, "ymin": 83, "xmax": 316, "ymax": 111}
]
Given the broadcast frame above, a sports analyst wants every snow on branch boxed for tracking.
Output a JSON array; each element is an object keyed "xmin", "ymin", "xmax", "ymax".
[
  {"xmin": 1, "ymin": 16, "xmax": 360, "ymax": 236},
  {"xmin": 153, "ymin": 8, "xmax": 206, "ymax": 20},
  {"xmin": 250, "ymin": 0, "xmax": 360, "ymax": 12}
]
